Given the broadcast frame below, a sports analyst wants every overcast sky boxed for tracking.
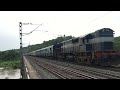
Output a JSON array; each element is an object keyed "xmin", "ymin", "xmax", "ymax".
[{"xmin": 0, "ymin": 11, "xmax": 120, "ymax": 51}]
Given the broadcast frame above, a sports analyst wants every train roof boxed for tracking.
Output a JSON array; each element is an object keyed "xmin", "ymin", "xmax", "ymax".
[
  {"xmin": 28, "ymin": 45, "xmax": 54, "ymax": 54},
  {"xmin": 95, "ymin": 28, "xmax": 114, "ymax": 32},
  {"xmin": 79, "ymin": 28, "xmax": 114, "ymax": 38},
  {"xmin": 40, "ymin": 45, "xmax": 53, "ymax": 50},
  {"xmin": 61, "ymin": 38, "xmax": 73, "ymax": 43},
  {"xmin": 56, "ymin": 28, "xmax": 114, "ymax": 44}
]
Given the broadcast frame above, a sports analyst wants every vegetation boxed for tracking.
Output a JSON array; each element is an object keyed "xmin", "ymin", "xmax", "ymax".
[
  {"xmin": 0, "ymin": 60, "xmax": 20, "ymax": 69},
  {"xmin": 0, "ymin": 49, "xmax": 20, "ymax": 61},
  {"xmin": 0, "ymin": 49, "xmax": 21, "ymax": 69},
  {"xmin": 114, "ymin": 36, "xmax": 120, "ymax": 51}
]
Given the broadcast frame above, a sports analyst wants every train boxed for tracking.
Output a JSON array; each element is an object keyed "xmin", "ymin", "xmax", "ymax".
[{"xmin": 26, "ymin": 28, "xmax": 120, "ymax": 66}]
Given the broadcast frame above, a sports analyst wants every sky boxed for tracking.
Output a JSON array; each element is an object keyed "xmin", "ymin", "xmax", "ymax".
[{"xmin": 0, "ymin": 11, "xmax": 120, "ymax": 51}]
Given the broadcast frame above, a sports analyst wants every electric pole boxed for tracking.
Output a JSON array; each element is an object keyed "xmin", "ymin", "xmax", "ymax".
[{"xmin": 19, "ymin": 22, "xmax": 27, "ymax": 79}]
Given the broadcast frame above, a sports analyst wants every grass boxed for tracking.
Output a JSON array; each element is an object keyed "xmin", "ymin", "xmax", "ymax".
[{"xmin": 0, "ymin": 60, "xmax": 21, "ymax": 69}]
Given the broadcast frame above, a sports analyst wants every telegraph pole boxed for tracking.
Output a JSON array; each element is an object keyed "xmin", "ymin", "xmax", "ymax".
[
  {"xmin": 19, "ymin": 22, "xmax": 27, "ymax": 79},
  {"xmin": 19, "ymin": 22, "xmax": 23, "ymax": 79}
]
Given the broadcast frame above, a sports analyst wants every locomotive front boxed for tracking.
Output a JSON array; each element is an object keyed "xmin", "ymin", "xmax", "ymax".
[{"xmin": 91, "ymin": 28, "xmax": 115, "ymax": 66}]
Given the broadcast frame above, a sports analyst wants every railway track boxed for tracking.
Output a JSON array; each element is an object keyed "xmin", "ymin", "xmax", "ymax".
[
  {"xmin": 26, "ymin": 56, "xmax": 99, "ymax": 79},
  {"xmin": 28, "ymin": 58, "xmax": 69, "ymax": 79},
  {"xmin": 52, "ymin": 61, "xmax": 120, "ymax": 79},
  {"xmin": 38, "ymin": 61, "xmax": 98, "ymax": 79},
  {"xmin": 50, "ymin": 62, "xmax": 120, "ymax": 79},
  {"xmin": 27, "ymin": 56, "xmax": 120, "ymax": 79},
  {"xmin": 100, "ymin": 66, "xmax": 120, "ymax": 72}
]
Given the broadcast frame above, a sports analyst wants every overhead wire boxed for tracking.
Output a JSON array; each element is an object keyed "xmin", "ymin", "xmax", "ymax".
[
  {"xmin": 29, "ymin": 23, "xmax": 43, "ymax": 34},
  {"xmin": 88, "ymin": 11, "xmax": 112, "ymax": 24},
  {"xmin": 85, "ymin": 11, "xmax": 113, "ymax": 33}
]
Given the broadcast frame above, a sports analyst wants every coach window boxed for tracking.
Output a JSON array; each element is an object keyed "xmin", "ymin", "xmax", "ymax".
[
  {"xmin": 83, "ymin": 38, "xmax": 85, "ymax": 44},
  {"xmin": 86, "ymin": 39, "xmax": 88, "ymax": 43}
]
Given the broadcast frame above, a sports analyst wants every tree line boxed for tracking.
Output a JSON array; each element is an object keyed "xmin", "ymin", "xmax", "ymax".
[
  {"xmin": 114, "ymin": 36, "xmax": 120, "ymax": 51},
  {"xmin": 0, "ymin": 49, "xmax": 20, "ymax": 61}
]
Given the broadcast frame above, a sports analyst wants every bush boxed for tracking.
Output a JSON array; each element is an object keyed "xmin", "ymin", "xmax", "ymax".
[{"xmin": 0, "ymin": 60, "xmax": 21, "ymax": 69}]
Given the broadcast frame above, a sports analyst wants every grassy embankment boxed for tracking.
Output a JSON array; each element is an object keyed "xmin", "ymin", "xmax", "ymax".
[
  {"xmin": 0, "ymin": 49, "xmax": 21, "ymax": 69},
  {"xmin": 0, "ymin": 60, "xmax": 21, "ymax": 69}
]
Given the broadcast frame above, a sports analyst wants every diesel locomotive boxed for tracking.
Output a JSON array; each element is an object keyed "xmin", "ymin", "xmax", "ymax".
[{"xmin": 27, "ymin": 28, "xmax": 120, "ymax": 66}]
